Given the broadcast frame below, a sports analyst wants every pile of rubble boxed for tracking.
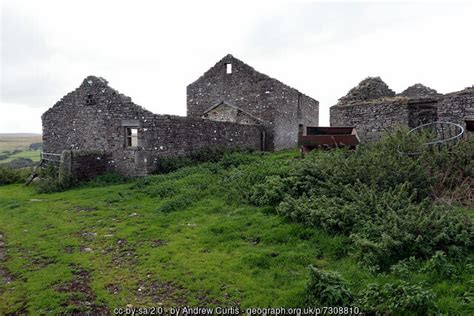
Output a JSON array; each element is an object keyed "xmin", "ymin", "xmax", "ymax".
[
  {"xmin": 338, "ymin": 77, "xmax": 396, "ymax": 105},
  {"xmin": 399, "ymin": 83, "xmax": 441, "ymax": 99}
]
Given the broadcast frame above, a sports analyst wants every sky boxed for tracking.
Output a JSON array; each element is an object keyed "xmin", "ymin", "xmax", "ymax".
[{"xmin": 0, "ymin": 0, "xmax": 473, "ymax": 134}]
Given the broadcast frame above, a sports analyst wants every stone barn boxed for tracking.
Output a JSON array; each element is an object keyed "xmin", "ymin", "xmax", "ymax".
[
  {"xmin": 42, "ymin": 54, "xmax": 319, "ymax": 178},
  {"xmin": 187, "ymin": 54, "xmax": 319, "ymax": 150},
  {"xmin": 330, "ymin": 77, "xmax": 440, "ymax": 142}
]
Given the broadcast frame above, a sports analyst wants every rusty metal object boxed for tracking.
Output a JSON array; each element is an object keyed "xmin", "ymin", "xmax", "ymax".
[{"xmin": 299, "ymin": 126, "xmax": 360, "ymax": 154}]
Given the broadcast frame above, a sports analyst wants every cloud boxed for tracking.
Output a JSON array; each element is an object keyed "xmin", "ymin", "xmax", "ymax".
[{"xmin": 0, "ymin": 1, "xmax": 473, "ymax": 133}]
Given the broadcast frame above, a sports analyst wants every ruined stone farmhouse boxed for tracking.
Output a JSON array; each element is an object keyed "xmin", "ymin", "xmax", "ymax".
[
  {"xmin": 42, "ymin": 54, "xmax": 319, "ymax": 178},
  {"xmin": 330, "ymin": 77, "xmax": 474, "ymax": 142}
]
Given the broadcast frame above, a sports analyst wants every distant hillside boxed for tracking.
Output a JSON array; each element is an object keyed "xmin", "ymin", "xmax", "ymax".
[{"xmin": 0, "ymin": 133, "xmax": 42, "ymax": 151}]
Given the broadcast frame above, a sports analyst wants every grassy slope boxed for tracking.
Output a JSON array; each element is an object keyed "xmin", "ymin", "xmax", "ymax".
[
  {"xmin": 0, "ymin": 150, "xmax": 472, "ymax": 314},
  {"xmin": 0, "ymin": 134, "xmax": 42, "ymax": 152},
  {"xmin": 1, "ymin": 150, "xmax": 41, "ymax": 163}
]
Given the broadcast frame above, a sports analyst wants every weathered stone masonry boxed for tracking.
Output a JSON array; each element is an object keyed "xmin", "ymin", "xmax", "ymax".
[
  {"xmin": 330, "ymin": 78, "xmax": 472, "ymax": 142},
  {"xmin": 187, "ymin": 54, "xmax": 319, "ymax": 150},
  {"xmin": 42, "ymin": 54, "xmax": 318, "ymax": 177},
  {"xmin": 330, "ymin": 97, "xmax": 439, "ymax": 142},
  {"xmin": 437, "ymin": 87, "xmax": 474, "ymax": 127}
]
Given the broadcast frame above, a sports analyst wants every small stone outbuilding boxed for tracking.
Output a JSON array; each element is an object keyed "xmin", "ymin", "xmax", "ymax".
[{"xmin": 330, "ymin": 78, "xmax": 441, "ymax": 142}]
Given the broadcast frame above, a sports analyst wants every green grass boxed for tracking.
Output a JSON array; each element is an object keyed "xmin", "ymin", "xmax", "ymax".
[
  {"xmin": 1, "ymin": 150, "xmax": 41, "ymax": 163},
  {"xmin": 0, "ymin": 150, "xmax": 472, "ymax": 314}
]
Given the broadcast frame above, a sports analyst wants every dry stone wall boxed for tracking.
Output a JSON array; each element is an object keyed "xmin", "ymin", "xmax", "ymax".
[
  {"xmin": 143, "ymin": 115, "xmax": 263, "ymax": 156},
  {"xmin": 437, "ymin": 87, "xmax": 474, "ymax": 130},
  {"xmin": 59, "ymin": 150, "xmax": 109, "ymax": 182},
  {"xmin": 331, "ymin": 77, "xmax": 440, "ymax": 142},
  {"xmin": 331, "ymin": 98, "xmax": 409, "ymax": 142}
]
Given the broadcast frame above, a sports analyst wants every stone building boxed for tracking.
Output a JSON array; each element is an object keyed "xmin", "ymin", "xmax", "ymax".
[
  {"xmin": 187, "ymin": 54, "xmax": 319, "ymax": 150},
  {"xmin": 437, "ymin": 87, "xmax": 474, "ymax": 130},
  {"xmin": 330, "ymin": 78, "xmax": 441, "ymax": 142},
  {"xmin": 42, "ymin": 55, "xmax": 319, "ymax": 177}
]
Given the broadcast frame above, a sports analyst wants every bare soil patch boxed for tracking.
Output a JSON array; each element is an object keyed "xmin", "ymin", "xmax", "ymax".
[{"xmin": 54, "ymin": 264, "xmax": 109, "ymax": 314}]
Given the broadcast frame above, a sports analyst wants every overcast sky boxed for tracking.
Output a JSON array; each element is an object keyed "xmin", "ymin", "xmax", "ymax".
[{"xmin": 1, "ymin": 0, "xmax": 473, "ymax": 133}]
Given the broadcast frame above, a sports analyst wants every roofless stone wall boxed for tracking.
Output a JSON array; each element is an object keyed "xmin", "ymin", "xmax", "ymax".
[
  {"xmin": 330, "ymin": 78, "xmax": 439, "ymax": 142},
  {"xmin": 142, "ymin": 115, "xmax": 263, "ymax": 157},
  {"xmin": 437, "ymin": 87, "xmax": 474, "ymax": 130},
  {"xmin": 42, "ymin": 76, "xmax": 265, "ymax": 177}
]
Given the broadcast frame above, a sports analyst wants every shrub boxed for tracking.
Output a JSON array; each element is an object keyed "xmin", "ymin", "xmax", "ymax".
[
  {"xmin": 305, "ymin": 266, "xmax": 353, "ymax": 306},
  {"xmin": 29, "ymin": 142, "xmax": 43, "ymax": 151},
  {"xmin": 351, "ymin": 203, "xmax": 473, "ymax": 271},
  {"xmin": 421, "ymin": 251, "xmax": 456, "ymax": 279},
  {"xmin": 154, "ymin": 148, "xmax": 254, "ymax": 174},
  {"xmin": 35, "ymin": 165, "xmax": 76, "ymax": 193},
  {"xmin": 249, "ymin": 175, "xmax": 295, "ymax": 206},
  {"xmin": 0, "ymin": 167, "xmax": 31, "ymax": 185},
  {"xmin": 423, "ymin": 139, "xmax": 474, "ymax": 205},
  {"xmin": 35, "ymin": 175, "xmax": 76, "ymax": 194},
  {"xmin": 222, "ymin": 157, "xmax": 292, "ymax": 202},
  {"xmin": 142, "ymin": 182, "xmax": 178, "ymax": 199},
  {"xmin": 390, "ymin": 257, "xmax": 421, "ymax": 278},
  {"xmin": 356, "ymin": 281, "xmax": 435, "ymax": 314},
  {"xmin": 9, "ymin": 157, "xmax": 34, "ymax": 169},
  {"xmin": 241, "ymin": 131, "xmax": 474, "ymax": 271},
  {"xmin": 86, "ymin": 173, "xmax": 128, "ymax": 187},
  {"xmin": 155, "ymin": 195, "xmax": 197, "ymax": 213}
]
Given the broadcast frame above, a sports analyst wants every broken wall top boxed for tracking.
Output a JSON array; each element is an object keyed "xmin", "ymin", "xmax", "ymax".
[
  {"xmin": 42, "ymin": 75, "xmax": 153, "ymax": 119},
  {"xmin": 399, "ymin": 83, "xmax": 442, "ymax": 99},
  {"xmin": 337, "ymin": 77, "xmax": 396, "ymax": 105}
]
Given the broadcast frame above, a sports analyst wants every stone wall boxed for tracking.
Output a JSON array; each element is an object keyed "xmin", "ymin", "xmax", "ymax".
[
  {"xmin": 330, "ymin": 98, "xmax": 438, "ymax": 142},
  {"xmin": 437, "ymin": 87, "xmax": 474, "ymax": 130},
  {"xmin": 42, "ymin": 76, "xmax": 154, "ymax": 154},
  {"xmin": 59, "ymin": 150, "xmax": 109, "ymax": 182},
  {"xmin": 43, "ymin": 76, "xmax": 265, "ymax": 178},
  {"xmin": 143, "ymin": 115, "xmax": 263, "ymax": 155},
  {"xmin": 186, "ymin": 54, "xmax": 319, "ymax": 150},
  {"xmin": 331, "ymin": 78, "xmax": 442, "ymax": 142}
]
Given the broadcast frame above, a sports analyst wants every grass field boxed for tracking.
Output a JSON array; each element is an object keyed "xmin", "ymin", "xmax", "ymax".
[
  {"xmin": 0, "ymin": 133, "xmax": 42, "ymax": 152},
  {"xmin": 0, "ymin": 150, "xmax": 41, "ymax": 163},
  {"xmin": 0, "ymin": 150, "xmax": 472, "ymax": 314}
]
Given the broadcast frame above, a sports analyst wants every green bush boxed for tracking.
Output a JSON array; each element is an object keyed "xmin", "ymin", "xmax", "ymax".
[
  {"xmin": 35, "ymin": 175, "xmax": 76, "ymax": 194},
  {"xmin": 9, "ymin": 157, "xmax": 34, "ymax": 169},
  {"xmin": 305, "ymin": 265, "xmax": 353, "ymax": 306},
  {"xmin": 86, "ymin": 173, "xmax": 128, "ymax": 187},
  {"xmin": 155, "ymin": 195, "xmax": 197, "ymax": 213},
  {"xmin": 0, "ymin": 167, "xmax": 31, "ymax": 185},
  {"xmin": 35, "ymin": 165, "xmax": 76, "ymax": 193},
  {"xmin": 421, "ymin": 251, "xmax": 456, "ymax": 279},
  {"xmin": 351, "ymin": 202, "xmax": 473, "ymax": 271},
  {"xmin": 422, "ymin": 139, "xmax": 474, "ymax": 205},
  {"xmin": 234, "ymin": 131, "xmax": 474, "ymax": 271},
  {"xmin": 154, "ymin": 148, "xmax": 254, "ymax": 174},
  {"xmin": 356, "ymin": 281, "xmax": 435, "ymax": 315},
  {"xmin": 222, "ymin": 157, "xmax": 292, "ymax": 202}
]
